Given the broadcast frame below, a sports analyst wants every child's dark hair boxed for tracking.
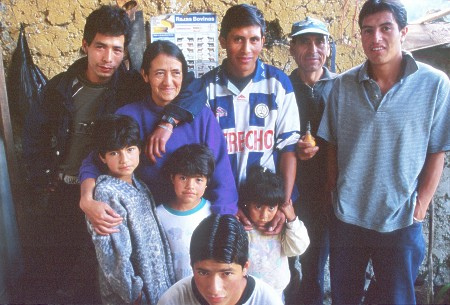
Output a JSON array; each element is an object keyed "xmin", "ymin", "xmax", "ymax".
[
  {"xmin": 83, "ymin": 5, "xmax": 132, "ymax": 47},
  {"xmin": 163, "ymin": 144, "xmax": 215, "ymax": 182},
  {"xmin": 190, "ymin": 214, "xmax": 248, "ymax": 268},
  {"xmin": 239, "ymin": 166, "xmax": 285, "ymax": 213},
  {"xmin": 93, "ymin": 114, "xmax": 141, "ymax": 158}
]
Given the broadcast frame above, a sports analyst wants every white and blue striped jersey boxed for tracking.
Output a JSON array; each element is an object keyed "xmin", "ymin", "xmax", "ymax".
[{"xmin": 203, "ymin": 58, "xmax": 300, "ymax": 185}]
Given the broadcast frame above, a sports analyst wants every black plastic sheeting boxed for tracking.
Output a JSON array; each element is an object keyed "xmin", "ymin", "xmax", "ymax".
[
  {"xmin": 7, "ymin": 24, "xmax": 47, "ymax": 123},
  {"xmin": 127, "ymin": 10, "xmax": 146, "ymax": 72}
]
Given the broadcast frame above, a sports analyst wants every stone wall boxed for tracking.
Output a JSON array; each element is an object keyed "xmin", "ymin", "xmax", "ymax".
[
  {"xmin": 412, "ymin": 48, "xmax": 450, "ymax": 298},
  {"xmin": 0, "ymin": 0, "xmax": 449, "ymax": 297}
]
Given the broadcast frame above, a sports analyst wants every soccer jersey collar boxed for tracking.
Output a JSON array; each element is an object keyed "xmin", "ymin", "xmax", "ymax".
[{"xmin": 217, "ymin": 58, "xmax": 266, "ymax": 86}]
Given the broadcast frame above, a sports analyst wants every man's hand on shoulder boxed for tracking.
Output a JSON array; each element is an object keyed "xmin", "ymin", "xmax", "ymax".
[
  {"xmin": 257, "ymin": 209, "xmax": 286, "ymax": 235},
  {"xmin": 236, "ymin": 208, "xmax": 254, "ymax": 231},
  {"xmin": 280, "ymin": 199, "xmax": 296, "ymax": 223}
]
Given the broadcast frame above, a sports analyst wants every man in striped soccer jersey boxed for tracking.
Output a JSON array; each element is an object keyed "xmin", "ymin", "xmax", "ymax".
[
  {"xmin": 145, "ymin": 4, "xmax": 301, "ymax": 233},
  {"xmin": 203, "ymin": 4, "xmax": 301, "ymax": 233}
]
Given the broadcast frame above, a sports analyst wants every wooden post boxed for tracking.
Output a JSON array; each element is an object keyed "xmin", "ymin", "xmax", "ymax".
[
  {"xmin": 0, "ymin": 47, "xmax": 20, "ymax": 210},
  {"xmin": 427, "ymin": 202, "xmax": 434, "ymax": 303}
]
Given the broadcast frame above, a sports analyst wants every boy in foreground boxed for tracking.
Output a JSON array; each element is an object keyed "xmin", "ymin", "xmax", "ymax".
[{"xmin": 157, "ymin": 214, "xmax": 283, "ymax": 305}]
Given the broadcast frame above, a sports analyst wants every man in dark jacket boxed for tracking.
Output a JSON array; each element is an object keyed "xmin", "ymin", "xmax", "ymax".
[
  {"xmin": 22, "ymin": 6, "xmax": 137, "ymax": 300},
  {"xmin": 284, "ymin": 17, "xmax": 337, "ymax": 305}
]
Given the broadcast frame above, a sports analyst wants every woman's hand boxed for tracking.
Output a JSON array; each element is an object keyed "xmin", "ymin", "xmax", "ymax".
[{"xmin": 145, "ymin": 122, "xmax": 173, "ymax": 163}]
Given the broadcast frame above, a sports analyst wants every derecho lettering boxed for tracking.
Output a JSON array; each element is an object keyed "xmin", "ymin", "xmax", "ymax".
[{"xmin": 224, "ymin": 129, "xmax": 274, "ymax": 153}]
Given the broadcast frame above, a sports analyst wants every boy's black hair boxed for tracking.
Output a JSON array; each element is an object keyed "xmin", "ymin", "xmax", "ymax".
[
  {"xmin": 220, "ymin": 4, "xmax": 266, "ymax": 38},
  {"xmin": 83, "ymin": 5, "xmax": 132, "ymax": 47},
  {"xmin": 238, "ymin": 166, "xmax": 285, "ymax": 214},
  {"xmin": 190, "ymin": 214, "xmax": 248, "ymax": 268},
  {"xmin": 163, "ymin": 144, "xmax": 215, "ymax": 182},
  {"xmin": 141, "ymin": 40, "xmax": 188, "ymax": 78},
  {"xmin": 359, "ymin": 0, "xmax": 407, "ymax": 30},
  {"xmin": 93, "ymin": 114, "xmax": 141, "ymax": 158}
]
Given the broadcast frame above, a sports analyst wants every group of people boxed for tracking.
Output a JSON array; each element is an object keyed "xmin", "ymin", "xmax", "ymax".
[{"xmin": 22, "ymin": 0, "xmax": 449, "ymax": 304}]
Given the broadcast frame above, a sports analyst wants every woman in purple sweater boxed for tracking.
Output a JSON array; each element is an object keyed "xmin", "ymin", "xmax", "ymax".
[{"xmin": 80, "ymin": 41, "xmax": 237, "ymax": 235}]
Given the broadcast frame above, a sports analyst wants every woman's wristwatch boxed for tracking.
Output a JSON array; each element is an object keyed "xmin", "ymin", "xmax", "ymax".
[{"xmin": 161, "ymin": 114, "xmax": 178, "ymax": 128}]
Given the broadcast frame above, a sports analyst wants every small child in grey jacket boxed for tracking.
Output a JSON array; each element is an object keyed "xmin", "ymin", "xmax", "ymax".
[{"xmin": 87, "ymin": 114, "xmax": 175, "ymax": 305}]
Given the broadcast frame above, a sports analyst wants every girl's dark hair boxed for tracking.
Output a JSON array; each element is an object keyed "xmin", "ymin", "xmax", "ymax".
[
  {"xmin": 163, "ymin": 144, "xmax": 215, "ymax": 182},
  {"xmin": 83, "ymin": 5, "xmax": 132, "ymax": 47},
  {"xmin": 238, "ymin": 166, "xmax": 285, "ymax": 214},
  {"xmin": 359, "ymin": 0, "xmax": 407, "ymax": 30},
  {"xmin": 190, "ymin": 214, "xmax": 248, "ymax": 268},
  {"xmin": 93, "ymin": 114, "xmax": 141, "ymax": 157},
  {"xmin": 141, "ymin": 40, "xmax": 188, "ymax": 78},
  {"xmin": 220, "ymin": 4, "xmax": 266, "ymax": 38}
]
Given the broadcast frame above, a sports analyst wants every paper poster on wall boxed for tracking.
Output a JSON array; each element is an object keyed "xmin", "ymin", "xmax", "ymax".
[{"xmin": 150, "ymin": 13, "xmax": 218, "ymax": 77}]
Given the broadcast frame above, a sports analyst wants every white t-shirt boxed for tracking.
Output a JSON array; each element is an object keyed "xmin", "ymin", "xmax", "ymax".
[
  {"xmin": 247, "ymin": 217, "xmax": 310, "ymax": 297},
  {"xmin": 156, "ymin": 198, "xmax": 211, "ymax": 281},
  {"xmin": 157, "ymin": 275, "xmax": 283, "ymax": 305}
]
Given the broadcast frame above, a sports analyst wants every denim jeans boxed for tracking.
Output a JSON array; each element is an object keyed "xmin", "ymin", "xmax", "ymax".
[{"xmin": 329, "ymin": 215, "xmax": 425, "ymax": 305}]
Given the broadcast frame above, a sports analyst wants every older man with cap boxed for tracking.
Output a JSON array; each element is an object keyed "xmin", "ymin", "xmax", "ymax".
[{"xmin": 284, "ymin": 17, "xmax": 337, "ymax": 305}]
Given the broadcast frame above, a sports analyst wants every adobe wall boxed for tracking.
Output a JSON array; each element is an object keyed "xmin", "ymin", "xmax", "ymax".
[{"xmin": 0, "ymin": 0, "xmax": 365, "ymax": 77}]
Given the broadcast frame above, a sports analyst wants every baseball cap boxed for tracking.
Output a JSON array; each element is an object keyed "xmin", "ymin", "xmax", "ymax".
[{"xmin": 290, "ymin": 17, "xmax": 329, "ymax": 37}]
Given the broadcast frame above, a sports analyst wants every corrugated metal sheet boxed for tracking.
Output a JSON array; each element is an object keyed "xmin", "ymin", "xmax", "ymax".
[
  {"xmin": 403, "ymin": 23, "xmax": 450, "ymax": 51},
  {"xmin": 404, "ymin": 7, "xmax": 450, "ymax": 52}
]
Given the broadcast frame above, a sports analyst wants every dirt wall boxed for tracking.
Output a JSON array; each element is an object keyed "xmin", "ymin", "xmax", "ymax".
[{"xmin": 0, "ymin": 0, "xmax": 366, "ymax": 77}]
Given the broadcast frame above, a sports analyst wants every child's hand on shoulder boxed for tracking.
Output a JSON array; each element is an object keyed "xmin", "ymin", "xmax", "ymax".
[{"xmin": 280, "ymin": 200, "xmax": 296, "ymax": 223}]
